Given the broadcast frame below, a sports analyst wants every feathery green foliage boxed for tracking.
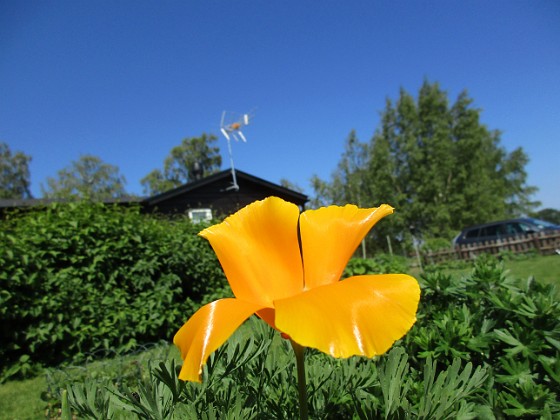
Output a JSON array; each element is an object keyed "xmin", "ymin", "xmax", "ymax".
[
  {"xmin": 51, "ymin": 319, "xmax": 488, "ymax": 419},
  {"xmin": 45, "ymin": 255, "xmax": 559, "ymax": 418}
]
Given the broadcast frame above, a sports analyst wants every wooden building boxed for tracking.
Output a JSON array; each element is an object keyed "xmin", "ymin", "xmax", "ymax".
[{"xmin": 142, "ymin": 169, "xmax": 308, "ymax": 220}]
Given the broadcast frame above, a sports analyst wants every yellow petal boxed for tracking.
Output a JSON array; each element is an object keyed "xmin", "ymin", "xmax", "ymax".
[
  {"xmin": 274, "ymin": 274, "xmax": 420, "ymax": 358},
  {"xmin": 173, "ymin": 298, "xmax": 263, "ymax": 382},
  {"xmin": 199, "ymin": 197, "xmax": 303, "ymax": 307},
  {"xmin": 299, "ymin": 204, "xmax": 394, "ymax": 289}
]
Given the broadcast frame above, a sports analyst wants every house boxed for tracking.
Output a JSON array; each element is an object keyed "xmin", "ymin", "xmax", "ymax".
[
  {"xmin": 142, "ymin": 168, "xmax": 308, "ymax": 220},
  {"xmin": 0, "ymin": 169, "xmax": 308, "ymax": 221}
]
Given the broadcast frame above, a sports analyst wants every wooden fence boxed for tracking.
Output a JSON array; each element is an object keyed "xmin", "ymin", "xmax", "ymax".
[{"xmin": 423, "ymin": 230, "xmax": 560, "ymax": 264}]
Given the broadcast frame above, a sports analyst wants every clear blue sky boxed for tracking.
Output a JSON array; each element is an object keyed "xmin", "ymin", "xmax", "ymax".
[{"xmin": 1, "ymin": 1, "xmax": 559, "ymax": 210}]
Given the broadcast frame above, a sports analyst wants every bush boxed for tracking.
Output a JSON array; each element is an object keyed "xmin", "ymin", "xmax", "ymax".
[
  {"xmin": 421, "ymin": 237, "xmax": 453, "ymax": 253},
  {"xmin": 344, "ymin": 254, "xmax": 409, "ymax": 277},
  {"xmin": 0, "ymin": 202, "xmax": 226, "ymax": 381}
]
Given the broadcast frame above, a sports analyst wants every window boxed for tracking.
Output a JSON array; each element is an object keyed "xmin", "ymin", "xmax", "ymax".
[
  {"xmin": 529, "ymin": 218, "xmax": 556, "ymax": 229},
  {"xmin": 480, "ymin": 225, "xmax": 499, "ymax": 237},
  {"xmin": 518, "ymin": 222, "xmax": 536, "ymax": 233},
  {"xmin": 188, "ymin": 208, "xmax": 212, "ymax": 223},
  {"xmin": 505, "ymin": 223, "xmax": 523, "ymax": 234},
  {"xmin": 465, "ymin": 228, "xmax": 480, "ymax": 239}
]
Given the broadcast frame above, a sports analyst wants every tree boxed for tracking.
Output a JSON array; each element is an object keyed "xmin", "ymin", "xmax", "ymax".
[
  {"xmin": 279, "ymin": 178, "xmax": 304, "ymax": 193},
  {"xmin": 370, "ymin": 81, "xmax": 539, "ymax": 240},
  {"xmin": 331, "ymin": 130, "xmax": 370, "ymax": 206},
  {"xmin": 0, "ymin": 142, "xmax": 32, "ymax": 199},
  {"xmin": 310, "ymin": 130, "xmax": 369, "ymax": 208},
  {"xmin": 141, "ymin": 134, "xmax": 222, "ymax": 195},
  {"xmin": 311, "ymin": 81, "xmax": 539, "ymax": 251},
  {"xmin": 531, "ymin": 208, "xmax": 560, "ymax": 225},
  {"xmin": 500, "ymin": 147, "xmax": 540, "ymax": 216},
  {"xmin": 308, "ymin": 175, "xmax": 333, "ymax": 209},
  {"xmin": 42, "ymin": 155, "xmax": 127, "ymax": 200}
]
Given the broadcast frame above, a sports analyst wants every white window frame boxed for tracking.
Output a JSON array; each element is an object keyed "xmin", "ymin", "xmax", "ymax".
[{"xmin": 188, "ymin": 208, "xmax": 213, "ymax": 223}]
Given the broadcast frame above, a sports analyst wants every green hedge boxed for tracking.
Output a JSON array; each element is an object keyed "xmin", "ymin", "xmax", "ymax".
[
  {"xmin": 343, "ymin": 253, "xmax": 409, "ymax": 276},
  {"xmin": 0, "ymin": 202, "xmax": 226, "ymax": 381}
]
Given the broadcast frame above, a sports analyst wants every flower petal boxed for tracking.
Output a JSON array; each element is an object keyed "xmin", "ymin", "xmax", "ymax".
[
  {"xmin": 274, "ymin": 274, "xmax": 420, "ymax": 358},
  {"xmin": 299, "ymin": 204, "xmax": 394, "ymax": 289},
  {"xmin": 173, "ymin": 298, "xmax": 263, "ymax": 381},
  {"xmin": 199, "ymin": 197, "xmax": 303, "ymax": 307}
]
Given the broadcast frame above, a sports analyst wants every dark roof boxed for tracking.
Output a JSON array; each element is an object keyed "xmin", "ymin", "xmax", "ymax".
[{"xmin": 143, "ymin": 168, "xmax": 307, "ymax": 207}]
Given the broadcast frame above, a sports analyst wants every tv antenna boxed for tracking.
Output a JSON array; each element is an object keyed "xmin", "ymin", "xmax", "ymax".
[{"xmin": 220, "ymin": 110, "xmax": 253, "ymax": 191}]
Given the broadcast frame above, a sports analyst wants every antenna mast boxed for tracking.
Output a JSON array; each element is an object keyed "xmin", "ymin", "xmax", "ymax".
[{"xmin": 220, "ymin": 110, "xmax": 252, "ymax": 191}]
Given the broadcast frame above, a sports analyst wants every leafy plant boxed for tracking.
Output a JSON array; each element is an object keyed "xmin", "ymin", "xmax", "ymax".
[
  {"xmin": 0, "ymin": 202, "xmax": 226, "ymax": 381},
  {"xmin": 407, "ymin": 254, "xmax": 560, "ymax": 417},
  {"xmin": 346, "ymin": 253, "xmax": 560, "ymax": 417},
  {"xmin": 343, "ymin": 254, "xmax": 409, "ymax": 278}
]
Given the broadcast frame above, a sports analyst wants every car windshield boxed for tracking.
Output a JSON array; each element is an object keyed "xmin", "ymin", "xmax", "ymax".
[{"xmin": 527, "ymin": 218, "xmax": 558, "ymax": 229}]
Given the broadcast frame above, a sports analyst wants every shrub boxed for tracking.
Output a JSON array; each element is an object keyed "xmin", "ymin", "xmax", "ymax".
[
  {"xmin": 421, "ymin": 237, "xmax": 453, "ymax": 253},
  {"xmin": 343, "ymin": 254, "xmax": 409, "ymax": 278},
  {"xmin": 0, "ymin": 202, "xmax": 226, "ymax": 381}
]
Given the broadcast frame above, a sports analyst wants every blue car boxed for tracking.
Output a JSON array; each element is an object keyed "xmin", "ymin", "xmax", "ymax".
[{"xmin": 453, "ymin": 217, "xmax": 560, "ymax": 246}]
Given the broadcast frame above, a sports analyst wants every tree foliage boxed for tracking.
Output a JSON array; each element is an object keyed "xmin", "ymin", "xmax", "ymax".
[
  {"xmin": 141, "ymin": 134, "xmax": 222, "ymax": 195},
  {"xmin": 279, "ymin": 178, "xmax": 304, "ymax": 193},
  {"xmin": 531, "ymin": 208, "xmax": 560, "ymax": 225},
  {"xmin": 0, "ymin": 142, "xmax": 32, "ymax": 199},
  {"xmin": 42, "ymin": 155, "xmax": 127, "ymax": 200},
  {"xmin": 312, "ymin": 81, "xmax": 539, "ymax": 249}
]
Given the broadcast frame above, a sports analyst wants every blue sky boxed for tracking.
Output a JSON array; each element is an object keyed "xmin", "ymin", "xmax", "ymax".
[{"xmin": 1, "ymin": 1, "xmax": 559, "ymax": 210}]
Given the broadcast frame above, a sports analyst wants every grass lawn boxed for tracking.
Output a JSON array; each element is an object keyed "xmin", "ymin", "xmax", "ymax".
[
  {"xmin": 0, "ymin": 375, "xmax": 47, "ymax": 420},
  {"xmin": 502, "ymin": 254, "xmax": 560, "ymax": 288},
  {"xmin": 0, "ymin": 343, "xmax": 176, "ymax": 420},
  {"xmin": 413, "ymin": 254, "xmax": 560, "ymax": 290}
]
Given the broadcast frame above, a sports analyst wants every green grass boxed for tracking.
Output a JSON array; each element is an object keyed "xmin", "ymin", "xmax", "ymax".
[
  {"xmin": 0, "ymin": 375, "xmax": 47, "ymax": 420},
  {"xmin": 502, "ymin": 254, "xmax": 560, "ymax": 288},
  {"xmin": 0, "ymin": 342, "xmax": 176, "ymax": 419},
  {"xmin": 413, "ymin": 254, "xmax": 560, "ymax": 289}
]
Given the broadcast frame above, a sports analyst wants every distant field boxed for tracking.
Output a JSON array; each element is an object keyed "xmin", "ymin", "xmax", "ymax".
[
  {"xmin": 413, "ymin": 254, "xmax": 560, "ymax": 290},
  {"xmin": 502, "ymin": 254, "xmax": 560, "ymax": 288}
]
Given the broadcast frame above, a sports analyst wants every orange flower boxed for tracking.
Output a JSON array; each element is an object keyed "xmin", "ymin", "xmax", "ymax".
[{"xmin": 174, "ymin": 197, "xmax": 420, "ymax": 381}]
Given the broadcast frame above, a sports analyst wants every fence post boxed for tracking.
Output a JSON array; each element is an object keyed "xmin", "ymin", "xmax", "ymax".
[
  {"xmin": 386, "ymin": 235, "xmax": 393, "ymax": 256},
  {"xmin": 532, "ymin": 232, "xmax": 542, "ymax": 255}
]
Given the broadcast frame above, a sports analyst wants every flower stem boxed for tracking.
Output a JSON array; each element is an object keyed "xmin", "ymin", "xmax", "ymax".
[{"xmin": 290, "ymin": 339, "xmax": 309, "ymax": 420}]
